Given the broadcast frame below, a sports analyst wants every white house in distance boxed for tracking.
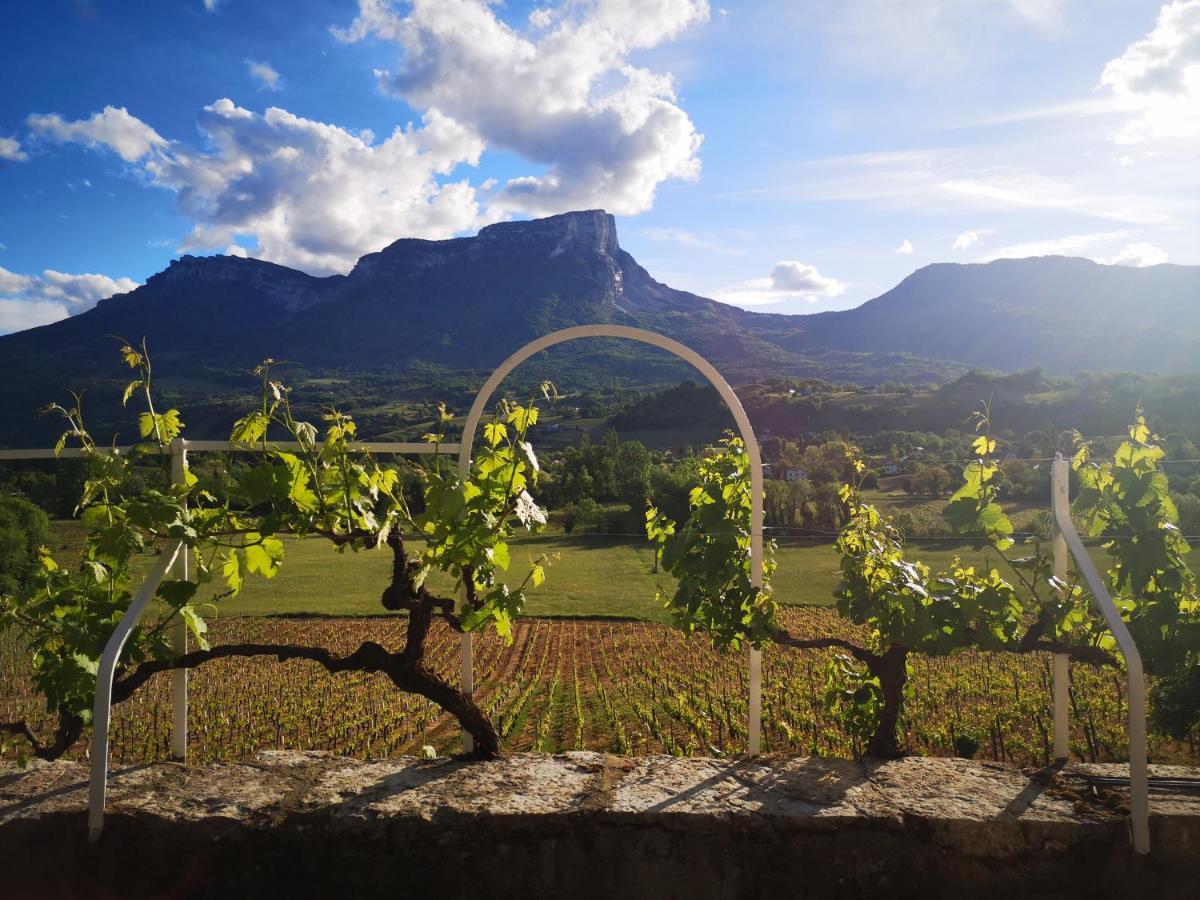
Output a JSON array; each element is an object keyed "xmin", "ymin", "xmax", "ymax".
[{"xmin": 785, "ymin": 467, "xmax": 808, "ymax": 483}]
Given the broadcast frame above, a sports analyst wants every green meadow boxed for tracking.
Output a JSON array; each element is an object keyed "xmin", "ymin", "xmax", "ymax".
[{"xmin": 150, "ymin": 527, "xmax": 1192, "ymax": 622}]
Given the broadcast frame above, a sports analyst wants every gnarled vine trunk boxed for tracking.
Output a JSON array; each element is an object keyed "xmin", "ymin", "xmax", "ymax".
[{"xmin": 867, "ymin": 645, "xmax": 910, "ymax": 759}]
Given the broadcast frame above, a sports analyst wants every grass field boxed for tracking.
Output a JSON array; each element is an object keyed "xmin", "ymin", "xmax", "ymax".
[
  {"xmin": 187, "ymin": 527, "xmax": 1199, "ymax": 621},
  {"xmin": 42, "ymin": 519, "xmax": 1200, "ymax": 620}
]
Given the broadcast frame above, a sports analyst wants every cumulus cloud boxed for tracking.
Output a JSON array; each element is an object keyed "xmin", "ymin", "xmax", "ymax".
[
  {"xmin": 894, "ymin": 238, "xmax": 914, "ymax": 255},
  {"xmin": 951, "ymin": 230, "xmax": 980, "ymax": 250},
  {"xmin": 1101, "ymin": 0, "xmax": 1200, "ymax": 143},
  {"xmin": 246, "ymin": 60, "xmax": 282, "ymax": 91},
  {"xmin": 203, "ymin": 0, "xmax": 217, "ymax": 10},
  {"xmin": 27, "ymin": 99, "xmax": 488, "ymax": 274},
  {"xmin": 715, "ymin": 260, "xmax": 846, "ymax": 307},
  {"xmin": 334, "ymin": 0, "xmax": 708, "ymax": 217},
  {"xmin": 24, "ymin": 3, "xmax": 707, "ymax": 274},
  {"xmin": 769, "ymin": 261, "xmax": 845, "ymax": 295},
  {"xmin": 1102, "ymin": 242, "xmax": 1169, "ymax": 267},
  {"xmin": 0, "ymin": 136, "xmax": 27, "ymax": 162},
  {"xmin": 28, "ymin": 105, "xmax": 166, "ymax": 163},
  {"xmin": 0, "ymin": 265, "xmax": 139, "ymax": 334},
  {"xmin": 0, "ymin": 300, "xmax": 69, "ymax": 333}
]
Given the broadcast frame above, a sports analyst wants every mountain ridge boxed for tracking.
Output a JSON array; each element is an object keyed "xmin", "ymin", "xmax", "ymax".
[{"xmin": 0, "ymin": 209, "xmax": 1197, "ymax": 445}]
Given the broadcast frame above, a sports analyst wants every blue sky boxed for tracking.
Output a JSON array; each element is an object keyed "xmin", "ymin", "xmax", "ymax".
[{"xmin": 1, "ymin": 0, "xmax": 1197, "ymax": 333}]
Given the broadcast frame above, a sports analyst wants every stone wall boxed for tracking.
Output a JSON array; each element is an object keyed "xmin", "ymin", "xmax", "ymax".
[{"xmin": 3, "ymin": 751, "xmax": 1198, "ymax": 898}]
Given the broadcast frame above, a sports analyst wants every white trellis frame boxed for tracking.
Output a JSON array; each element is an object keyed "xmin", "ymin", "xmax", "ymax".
[{"xmin": 454, "ymin": 324, "xmax": 766, "ymax": 756}]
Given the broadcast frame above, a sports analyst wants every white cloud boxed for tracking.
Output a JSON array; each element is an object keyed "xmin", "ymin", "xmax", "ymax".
[
  {"xmin": 954, "ymin": 97, "xmax": 1119, "ymax": 129},
  {"xmin": 37, "ymin": 269, "xmax": 140, "ymax": 306},
  {"xmin": 739, "ymin": 147, "xmax": 1184, "ymax": 227},
  {"xmin": 1102, "ymin": 242, "xmax": 1169, "ymax": 267},
  {"xmin": 334, "ymin": 0, "xmax": 708, "ymax": 217},
  {"xmin": 1101, "ymin": 1, "xmax": 1200, "ymax": 144},
  {"xmin": 770, "ymin": 260, "xmax": 845, "ymax": 294},
  {"xmin": 637, "ymin": 226, "xmax": 739, "ymax": 254},
  {"xmin": 951, "ymin": 230, "xmax": 980, "ymax": 250},
  {"xmin": 894, "ymin": 238, "xmax": 914, "ymax": 255},
  {"xmin": 28, "ymin": 105, "xmax": 166, "ymax": 163},
  {"xmin": 715, "ymin": 259, "xmax": 846, "ymax": 307},
  {"xmin": 203, "ymin": 0, "xmax": 217, "ymax": 10},
  {"xmin": 529, "ymin": 7, "xmax": 554, "ymax": 29},
  {"xmin": 246, "ymin": 60, "xmax": 282, "ymax": 91},
  {"xmin": 986, "ymin": 233, "xmax": 1168, "ymax": 268},
  {"xmin": 0, "ymin": 299, "xmax": 69, "ymax": 333},
  {"xmin": 0, "ymin": 136, "xmax": 27, "ymax": 162},
  {"xmin": 0, "ymin": 265, "xmax": 139, "ymax": 334},
  {"xmin": 984, "ymin": 230, "xmax": 1137, "ymax": 260},
  {"xmin": 0, "ymin": 267, "xmax": 33, "ymax": 296},
  {"xmin": 980, "ymin": 231, "xmax": 1170, "ymax": 266},
  {"xmin": 28, "ymin": 99, "xmax": 489, "ymax": 274},
  {"xmin": 789, "ymin": 0, "xmax": 1073, "ymax": 81}
]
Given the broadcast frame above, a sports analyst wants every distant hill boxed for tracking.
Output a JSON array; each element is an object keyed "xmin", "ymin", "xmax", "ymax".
[
  {"xmin": 0, "ymin": 209, "xmax": 1196, "ymax": 444},
  {"xmin": 785, "ymin": 256, "xmax": 1200, "ymax": 374}
]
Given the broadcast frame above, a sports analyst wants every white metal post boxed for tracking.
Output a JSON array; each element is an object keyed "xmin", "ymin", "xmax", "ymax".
[
  {"xmin": 169, "ymin": 439, "xmax": 189, "ymax": 760},
  {"xmin": 1052, "ymin": 654, "xmax": 1069, "ymax": 762},
  {"xmin": 458, "ymin": 435, "xmax": 475, "ymax": 754},
  {"xmin": 89, "ymin": 542, "xmax": 184, "ymax": 841},
  {"xmin": 748, "ymin": 648, "xmax": 762, "ymax": 754},
  {"xmin": 460, "ymin": 632, "xmax": 474, "ymax": 753},
  {"xmin": 1051, "ymin": 455, "xmax": 1150, "ymax": 853},
  {"xmin": 1050, "ymin": 463, "xmax": 1070, "ymax": 763},
  {"xmin": 747, "ymin": 425, "xmax": 764, "ymax": 756}
]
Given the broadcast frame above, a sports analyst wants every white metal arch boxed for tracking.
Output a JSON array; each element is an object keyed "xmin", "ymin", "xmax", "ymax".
[{"xmin": 456, "ymin": 324, "xmax": 765, "ymax": 755}]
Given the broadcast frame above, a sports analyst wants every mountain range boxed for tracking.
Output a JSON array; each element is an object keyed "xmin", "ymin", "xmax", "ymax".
[{"xmin": 0, "ymin": 209, "xmax": 1197, "ymax": 443}]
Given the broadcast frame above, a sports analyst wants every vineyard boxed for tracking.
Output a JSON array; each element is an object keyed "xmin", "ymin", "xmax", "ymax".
[{"xmin": 2, "ymin": 607, "xmax": 1183, "ymax": 767}]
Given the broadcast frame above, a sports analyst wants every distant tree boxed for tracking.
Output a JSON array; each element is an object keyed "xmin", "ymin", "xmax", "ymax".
[
  {"xmin": 1176, "ymin": 494, "xmax": 1200, "ymax": 537},
  {"xmin": 906, "ymin": 465, "xmax": 953, "ymax": 496},
  {"xmin": 1000, "ymin": 459, "xmax": 1046, "ymax": 500},
  {"xmin": 0, "ymin": 494, "xmax": 51, "ymax": 597},
  {"xmin": 810, "ymin": 481, "xmax": 846, "ymax": 532},
  {"xmin": 648, "ymin": 457, "xmax": 701, "ymax": 525},
  {"xmin": 615, "ymin": 440, "xmax": 652, "ymax": 507},
  {"xmin": 765, "ymin": 479, "xmax": 810, "ymax": 529},
  {"xmin": 0, "ymin": 459, "xmax": 87, "ymax": 518}
]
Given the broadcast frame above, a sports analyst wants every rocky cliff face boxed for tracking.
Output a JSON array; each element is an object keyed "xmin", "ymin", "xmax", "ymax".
[
  {"xmin": 342, "ymin": 210, "xmax": 628, "ymax": 313},
  {"xmin": 146, "ymin": 255, "xmax": 331, "ymax": 314}
]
